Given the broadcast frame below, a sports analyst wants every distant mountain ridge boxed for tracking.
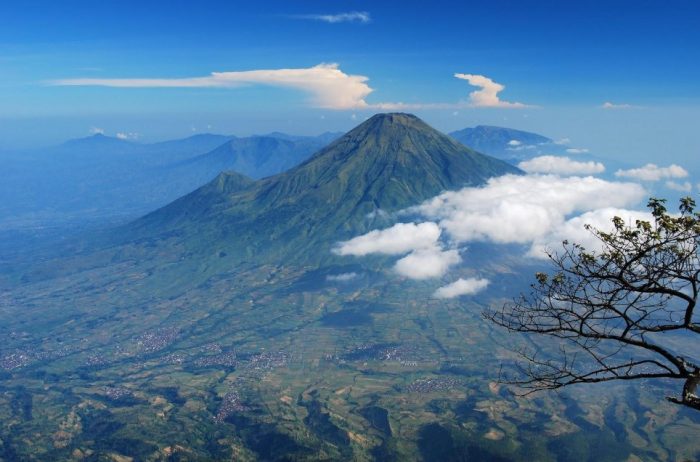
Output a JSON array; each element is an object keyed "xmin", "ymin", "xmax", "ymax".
[
  {"xmin": 449, "ymin": 125, "xmax": 561, "ymax": 163},
  {"xmin": 183, "ymin": 133, "xmax": 342, "ymax": 180},
  {"xmin": 0, "ymin": 131, "xmax": 336, "ymax": 230}
]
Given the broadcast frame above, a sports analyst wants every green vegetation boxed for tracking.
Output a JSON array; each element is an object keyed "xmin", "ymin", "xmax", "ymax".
[{"xmin": 0, "ymin": 114, "xmax": 697, "ymax": 460}]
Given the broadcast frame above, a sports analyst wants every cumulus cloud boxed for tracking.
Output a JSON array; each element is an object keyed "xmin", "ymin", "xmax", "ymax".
[
  {"xmin": 335, "ymin": 174, "xmax": 651, "ymax": 287},
  {"xmin": 412, "ymin": 174, "xmax": 646, "ymax": 245},
  {"xmin": 89, "ymin": 127, "xmax": 105, "ymax": 135},
  {"xmin": 518, "ymin": 156, "xmax": 605, "ymax": 176},
  {"xmin": 508, "ymin": 140, "xmax": 522, "ymax": 146},
  {"xmin": 554, "ymin": 137, "xmax": 571, "ymax": 145},
  {"xmin": 454, "ymin": 73, "xmax": 528, "ymax": 108},
  {"xmin": 615, "ymin": 163, "xmax": 689, "ymax": 182},
  {"xmin": 333, "ymin": 222, "xmax": 440, "ymax": 256},
  {"xmin": 326, "ymin": 272, "xmax": 359, "ymax": 282},
  {"xmin": 293, "ymin": 11, "xmax": 370, "ymax": 23},
  {"xmin": 433, "ymin": 278, "xmax": 490, "ymax": 298},
  {"xmin": 53, "ymin": 63, "xmax": 373, "ymax": 110},
  {"xmin": 665, "ymin": 180, "xmax": 693, "ymax": 193},
  {"xmin": 566, "ymin": 148, "xmax": 589, "ymax": 154},
  {"xmin": 394, "ymin": 247, "xmax": 461, "ymax": 280}
]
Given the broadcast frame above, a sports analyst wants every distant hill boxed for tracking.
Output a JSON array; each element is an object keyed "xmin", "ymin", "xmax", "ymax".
[
  {"xmin": 182, "ymin": 133, "xmax": 341, "ymax": 180},
  {"xmin": 147, "ymin": 133, "xmax": 235, "ymax": 162},
  {"xmin": 449, "ymin": 125, "xmax": 562, "ymax": 163},
  {"xmin": 0, "ymin": 132, "xmax": 336, "ymax": 230},
  {"xmin": 130, "ymin": 113, "xmax": 520, "ymax": 264}
]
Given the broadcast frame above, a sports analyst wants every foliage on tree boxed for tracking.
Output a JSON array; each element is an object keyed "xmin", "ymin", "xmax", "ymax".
[{"xmin": 485, "ymin": 198, "xmax": 700, "ymax": 410}]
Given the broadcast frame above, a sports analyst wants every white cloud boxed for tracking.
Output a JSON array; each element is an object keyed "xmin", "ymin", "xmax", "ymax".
[
  {"xmin": 326, "ymin": 272, "xmax": 359, "ymax": 282},
  {"xmin": 454, "ymin": 73, "xmax": 528, "ymax": 108},
  {"xmin": 554, "ymin": 137, "xmax": 571, "ymax": 145},
  {"xmin": 665, "ymin": 180, "xmax": 693, "ymax": 193},
  {"xmin": 116, "ymin": 132, "xmax": 140, "ymax": 140},
  {"xmin": 528, "ymin": 208, "xmax": 655, "ymax": 258},
  {"xmin": 518, "ymin": 156, "xmax": 605, "ymax": 176},
  {"xmin": 602, "ymin": 102, "xmax": 634, "ymax": 109},
  {"xmin": 394, "ymin": 247, "xmax": 461, "ymax": 280},
  {"xmin": 566, "ymin": 148, "xmax": 589, "ymax": 154},
  {"xmin": 293, "ymin": 11, "xmax": 370, "ymax": 23},
  {"xmin": 89, "ymin": 127, "xmax": 104, "ymax": 135},
  {"xmin": 508, "ymin": 140, "xmax": 522, "ymax": 146},
  {"xmin": 54, "ymin": 67, "xmax": 533, "ymax": 111},
  {"xmin": 53, "ymin": 63, "xmax": 373, "ymax": 110},
  {"xmin": 412, "ymin": 174, "xmax": 646, "ymax": 244},
  {"xmin": 433, "ymin": 278, "xmax": 490, "ymax": 298},
  {"xmin": 615, "ymin": 163, "xmax": 689, "ymax": 182},
  {"xmin": 334, "ymin": 222, "xmax": 440, "ymax": 256},
  {"xmin": 336, "ymin": 174, "xmax": 652, "ymax": 288}
]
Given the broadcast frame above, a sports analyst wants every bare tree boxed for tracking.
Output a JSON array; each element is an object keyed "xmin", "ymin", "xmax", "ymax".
[{"xmin": 485, "ymin": 198, "xmax": 700, "ymax": 411}]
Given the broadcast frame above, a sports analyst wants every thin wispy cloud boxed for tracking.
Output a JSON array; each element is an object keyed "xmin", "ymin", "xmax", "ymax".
[
  {"xmin": 116, "ymin": 132, "xmax": 140, "ymax": 140},
  {"xmin": 326, "ymin": 272, "xmax": 359, "ymax": 282},
  {"xmin": 665, "ymin": 180, "xmax": 692, "ymax": 193},
  {"xmin": 602, "ymin": 101, "xmax": 636, "ymax": 109},
  {"xmin": 454, "ymin": 73, "xmax": 528, "ymax": 108},
  {"xmin": 292, "ymin": 11, "xmax": 370, "ymax": 24},
  {"xmin": 52, "ymin": 63, "xmax": 374, "ymax": 110}
]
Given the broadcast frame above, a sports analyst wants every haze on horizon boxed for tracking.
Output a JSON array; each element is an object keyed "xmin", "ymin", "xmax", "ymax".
[{"xmin": 0, "ymin": 0, "xmax": 698, "ymax": 169}]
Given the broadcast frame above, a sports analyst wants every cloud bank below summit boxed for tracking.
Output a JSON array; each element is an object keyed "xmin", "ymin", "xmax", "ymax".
[
  {"xmin": 411, "ymin": 174, "xmax": 645, "ymax": 248},
  {"xmin": 518, "ymin": 156, "xmax": 605, "ymax": 175},
  {"xmin": 335, "ymin": 173, "xmax": 648, "ymax": 297}
]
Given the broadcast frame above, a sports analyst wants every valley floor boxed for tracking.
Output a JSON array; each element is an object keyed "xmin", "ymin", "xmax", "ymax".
[{"xmin": 0, "ymin": 242, "xmax": 698, "ymax": 461}]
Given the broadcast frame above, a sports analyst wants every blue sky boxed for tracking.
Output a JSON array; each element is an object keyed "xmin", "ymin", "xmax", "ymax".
[{"xmin": 0, "ymin": 0, "xmax": 699, "ymax": 166}]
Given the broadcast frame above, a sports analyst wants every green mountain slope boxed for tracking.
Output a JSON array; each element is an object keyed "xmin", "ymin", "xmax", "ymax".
[{"xmin": 130, "ymin": 113, "xmax": 520, "ymax": 263}]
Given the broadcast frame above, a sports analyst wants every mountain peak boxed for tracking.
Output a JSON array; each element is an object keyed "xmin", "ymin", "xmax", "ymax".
[
  {"xmin": 366, "ymin": 112, "xmax": 419, "ymax": 122},
  {"xmin": 133, "ymin": 113, "xmax": 520, "ymax": 264},
  {"xmin": 355, "ymin": 112, "xmax": 421, "ymax": 131}
]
